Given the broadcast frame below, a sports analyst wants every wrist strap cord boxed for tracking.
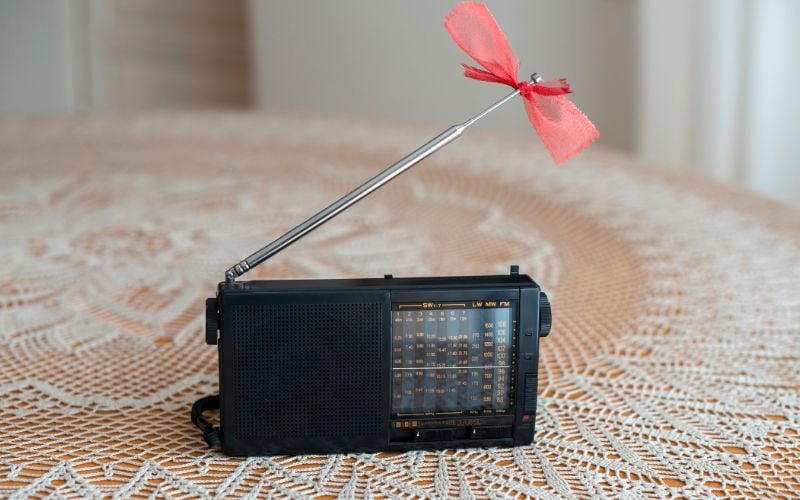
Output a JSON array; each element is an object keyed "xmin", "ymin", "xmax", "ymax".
[{"xmin": 191, "ymin": 395, "xmax": 222, "ymax": 448}]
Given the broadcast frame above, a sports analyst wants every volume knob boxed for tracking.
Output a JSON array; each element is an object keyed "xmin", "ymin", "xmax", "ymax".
[{"xmin": 538, "ymin": 292, "xmax": 551, "ymax": 337}]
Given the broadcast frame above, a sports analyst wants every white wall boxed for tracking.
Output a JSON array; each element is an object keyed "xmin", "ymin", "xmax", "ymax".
[
  {"xmin": 637, "ymin": 0, "xmax": 800, "ymax": 204},
  {"xmin": 743, "ymin": 0, "xmax": 800, "ymax": 203},
  {"xmin": 0, "ymin": 0, "xmax": 251, "ymax": 114},
  {"xmin": 96, "ymin": 0, "xmax": 251, "ymax": 110},
  {"xmin": 0, "ymin": 0, "xmax": 85, "ymax": 113}
]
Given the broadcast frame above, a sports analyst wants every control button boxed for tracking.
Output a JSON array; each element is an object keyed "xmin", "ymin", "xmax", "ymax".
[
  {"xmin": 384, "ymin": 274, "xmax": 393, "ymax": 279},
  {"xmin": 524, "ymin": 329, "xmax": 534, "ymax": 337},
  {"xmin": 539, "ymin": 292, "xmax": 551, "ymax": 337},
  {"xmin": 414, "ymin": 428, "xmax": 456, "ymax": 442},
  {"xmin": 510, "ymin": 265, "xmax": 519, "ymax": 275},
  {"xmin": 522, "ymin": 414, "xmax": 532, "ymax": 422},
  {"xmin": 471, "ymin": 425, "xmax": 512, "ymax": 439},
  {"xmin": 523, "ymin": 373, "xmax": 537, "ymax": 412},
  {"xmin": 205, "ymin": 298, "xmax": 218, "ymax": 345}
]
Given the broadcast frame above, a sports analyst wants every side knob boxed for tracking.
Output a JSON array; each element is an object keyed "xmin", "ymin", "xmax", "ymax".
[
  {"xmin": 205, "ymin": 298, "xmax": 219, "ymax": 345},
  {"xmin": 538, "ymin": 292, "xmax": 551, "ymax": 337}
]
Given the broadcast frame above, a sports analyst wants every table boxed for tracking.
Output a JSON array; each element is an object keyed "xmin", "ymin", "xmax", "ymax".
[{"xmin": 1, "ymin": 113, "xmax": 798, "ymax": 498}]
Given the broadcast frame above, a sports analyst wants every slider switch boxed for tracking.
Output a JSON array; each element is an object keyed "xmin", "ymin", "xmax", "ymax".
[
  {"xmin": 471, "ymin": 425, "xmax": 512, "ymax": 439},
  {"xmin": 414, "ymin": 428, "xmax": 456, "ymax": 442},
  {"xmin": 523, "ymin": 373, "xmax": 538, "ymax": 412}
]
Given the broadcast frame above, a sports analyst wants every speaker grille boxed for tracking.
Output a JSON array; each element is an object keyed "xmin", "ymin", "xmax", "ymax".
[{"xmin": 228, "ymin": 301, "xmax": 385, "ymax": 441}]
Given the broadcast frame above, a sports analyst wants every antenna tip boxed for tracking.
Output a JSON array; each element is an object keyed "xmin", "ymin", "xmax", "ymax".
[{"xmin": 531, "ymin": 73, "xmax": 543, "ymax": 83}]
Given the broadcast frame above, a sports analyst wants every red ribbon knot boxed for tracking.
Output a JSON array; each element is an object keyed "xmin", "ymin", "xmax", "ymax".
[{"xmin": 445, "ymin": 2, "xmax": 599, "ymax": 164}]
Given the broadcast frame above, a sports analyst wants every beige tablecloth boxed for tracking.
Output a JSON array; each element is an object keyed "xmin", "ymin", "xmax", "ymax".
[{"xmin": 0, "ymin": 113, "xmax": 798, "ymax": 498}]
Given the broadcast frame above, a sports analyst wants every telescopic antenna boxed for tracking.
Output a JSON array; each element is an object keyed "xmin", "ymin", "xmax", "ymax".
[{"xmin": 224, "ymin": 73, "xmax": 543, "ymax": 282}]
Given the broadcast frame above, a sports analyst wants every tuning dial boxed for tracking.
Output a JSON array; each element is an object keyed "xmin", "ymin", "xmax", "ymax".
[{"xmin": 538, "ymin": 292, "xmax": 551, "ymax": 337}]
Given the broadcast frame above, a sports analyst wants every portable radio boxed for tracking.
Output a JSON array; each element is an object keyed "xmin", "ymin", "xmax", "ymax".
[
  {"xmin": 193, "ymin": 75, "xmax": 553, "ymax": 456},
  {"xmin": 203, "ymin": 269, "xmax": 550, "ymax": 456}
]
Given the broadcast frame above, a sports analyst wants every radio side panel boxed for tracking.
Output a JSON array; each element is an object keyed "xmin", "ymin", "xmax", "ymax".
[
  {"xmin": 513, "ymin": 286, "xmax": 542, "ymax": 445},
  {"xmin": 218, "ymin": 289, "xmax": 391, "ymax": 456}
]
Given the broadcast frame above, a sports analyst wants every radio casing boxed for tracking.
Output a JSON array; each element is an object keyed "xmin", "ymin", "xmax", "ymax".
[{"xmin": 205, "ymin": 269, "xmax": 550, "ymax": 456}]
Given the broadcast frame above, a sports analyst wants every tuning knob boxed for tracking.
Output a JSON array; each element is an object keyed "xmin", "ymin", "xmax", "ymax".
[{"xmin": 538, "ymin": 292, "xmax": 551, "ymax": 337}]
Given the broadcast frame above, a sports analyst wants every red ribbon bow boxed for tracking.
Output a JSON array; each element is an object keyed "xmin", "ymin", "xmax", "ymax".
[{"xmin": 445, "ymin": 2, "xmax": 599, "ymax": 164}]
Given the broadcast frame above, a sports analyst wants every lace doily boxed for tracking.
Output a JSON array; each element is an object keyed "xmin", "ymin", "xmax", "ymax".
[{"xmin": 0, "ymin": 113, "xmax": 798, "ymax": 498}]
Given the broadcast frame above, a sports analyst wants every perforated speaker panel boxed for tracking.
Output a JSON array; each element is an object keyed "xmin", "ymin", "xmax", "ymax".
[{"xmin": 222, "ymin": 293, "xmax": 388, "ymax": 452}]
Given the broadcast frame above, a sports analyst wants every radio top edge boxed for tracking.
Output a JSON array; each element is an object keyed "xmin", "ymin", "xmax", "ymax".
[{"xmin": 216, "ymin": 267, "xmax": 539, "ymax": 293}]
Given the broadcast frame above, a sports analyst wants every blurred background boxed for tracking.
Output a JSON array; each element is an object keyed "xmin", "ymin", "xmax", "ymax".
[{"xmin": 0, "ymin": 0, "xmax": 797, "ymax": 204}]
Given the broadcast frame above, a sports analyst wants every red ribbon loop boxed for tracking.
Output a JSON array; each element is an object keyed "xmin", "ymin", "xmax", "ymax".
[{"xmin": 445, "ymin": 2, "xmax": 599, "ymax": 164}]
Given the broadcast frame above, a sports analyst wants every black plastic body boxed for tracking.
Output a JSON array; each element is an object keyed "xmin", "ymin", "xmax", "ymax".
[{"xmin": 206, "ymin": 271, "xmax": 548, "ymax": 456}]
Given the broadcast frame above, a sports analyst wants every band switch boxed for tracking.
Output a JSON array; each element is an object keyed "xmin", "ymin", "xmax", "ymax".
[{"xmin": 523, "ymin": 373, "xmax": 537, "ymax": 412}]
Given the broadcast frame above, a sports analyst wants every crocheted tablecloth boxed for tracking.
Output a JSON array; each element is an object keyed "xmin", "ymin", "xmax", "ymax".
[{"xmin": 0, "ymin": 113, "xmax": 798, "ymax": 498}]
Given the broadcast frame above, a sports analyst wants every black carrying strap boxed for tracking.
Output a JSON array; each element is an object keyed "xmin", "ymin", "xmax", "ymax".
[{"xmin": 191, "ymin": 395, "xmax": 222, "ymax": 448}]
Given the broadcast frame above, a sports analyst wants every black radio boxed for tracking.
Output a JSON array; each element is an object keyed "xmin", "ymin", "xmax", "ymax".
[
  {"xmin": 203, "ymin": 269, "xmax": 550, "ymax": 456},
  {"xmin": 192, "ymin": 74, "xmax": 553, "ymax": 456}
]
